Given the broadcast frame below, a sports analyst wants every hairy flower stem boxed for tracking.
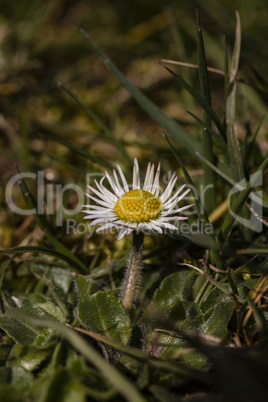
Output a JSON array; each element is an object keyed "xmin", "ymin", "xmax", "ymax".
[{"xmin": 122, "ymin": 231, "xmax": 144, "ymax": 310}]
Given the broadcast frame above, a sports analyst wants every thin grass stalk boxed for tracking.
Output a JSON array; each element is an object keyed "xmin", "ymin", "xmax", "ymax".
[
  {"xmin": 59, "ymin": 83, "xmax": 132, "ymax": 165},
  {"xmin": 225, "ymin": 11, "xmax": 250, "ymax": 240},
  {"xmin": 196, "ymin": 11, "xmax": 216, "ymax": 214},
  {"xmin": 81, "ymin": 29, "xmax": 202, "ymax": 156},
  {"xmin": 163, "ymin": 133, "xmax": 223, "ymax": 270}
]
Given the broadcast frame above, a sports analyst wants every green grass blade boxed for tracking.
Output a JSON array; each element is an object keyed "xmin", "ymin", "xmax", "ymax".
[
  {"xmin": 226, "ymin": 11, "xmax": 244, "ymax": 182},
  {"xmin": 163, "ymin": 133, "xmax": 223, "ymax": 269},
  {"xmin": 247, "ymin": 299, "xmax": 268, "ymax": 342},
  {"xmin": 44, "ymin": 233, "xmax": 88, "ymax": 274},
  {"xmin": 196, "ymin": 152, "xmax": 268, "ymax": 209},
  {"xmin": 196, "ymin": 11, "xmax": 216, "ymax": 213},
  {"xmin": 80, "ymin": 29, "xmax": 201, "ymax": 156},
  {"xmin": 46, "ymin": 152, "xmax": 85, "ymax": 173},
  {"xmin": 187, "ymin": 111, "xmax": 227, "ymax": 148},
  {"xmin": 168, "ymin": 225, "xmax": 212, "ymax": 249},
  {"xmin": 160, "ymin": 63, "xmax": 226, "ymax": 139},
  {"xmin": 16, "ymin": 168, "xmax": 88, "ymax": 273},
  {"xmin": 247, "ymin": 115, "xmax": 265, "ymax": 154},
  {"xmin": 59, "ymin": 83, "xmax": 132, "ymax": 164},
  {"xmin": 16, "ymin": 165, "xmax": 52, "ymax": 232},
  {"xmin": 238, "ymin": 87, "xmax": 252, "ymax": 167},
  {"xmin": 181, "ymin": 262, "xmax": 245, "ymax": 303},
  {"xmin": 0, "ymin": 246, "xmax": 87, "ymax": 273},
  {"xmin": 20, "ymin": 112, "xmax": 30, "ymax": 172},
  {"xmin": 219, "ymin": 156, "xmax": 268, "ymax": 241},
  {"xmin": 39, "ymin": 133, "xmax": 113, "ymax": 170},
  {"xmin": 236, "ymin": 248, "xmax": 268, "ymax": 255}
]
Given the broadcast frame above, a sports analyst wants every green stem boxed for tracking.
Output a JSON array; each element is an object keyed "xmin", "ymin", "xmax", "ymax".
[{"xmin": 122, "ymin": 231, "xmax": 144, "ymax": 310}]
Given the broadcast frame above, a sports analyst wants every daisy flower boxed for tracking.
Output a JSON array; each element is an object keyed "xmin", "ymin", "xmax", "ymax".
[{"xmin": 82, "ymin": 158, "xmax": 193, "ymax": 240}]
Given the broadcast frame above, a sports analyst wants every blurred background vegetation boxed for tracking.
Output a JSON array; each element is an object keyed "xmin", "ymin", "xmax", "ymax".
[{"xmin": 1, "ymin": 0, "xmax": 267, "ymax": 252}]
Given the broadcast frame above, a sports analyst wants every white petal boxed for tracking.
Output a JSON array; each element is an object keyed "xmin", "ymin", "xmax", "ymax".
[
  {"xmin": 143, "ymin": 163, "xmax": 154, "ymax": 191},
  {"xmin": 144, "ymin": 222, "xmax": 163, "ymax": 234},
  {"xmin": 177, "ymin": 187, "xmax": 191, "ymax": 203},
  {"xmin": 117, "ymin": 227, "xmax": 133, "ymax": 240},
  {"xmin": 132, "ymin": 158, "xmax": 140, "ymax": 189},
  {"xmin": 156, "ymin": 221, "xmax": 179, "ymax": 231},
  {"xmin": 162, "ymin": 184, "xmax": 186, "ymax": 208},
  {"xmin": 95, "ymin": 180, "xmax": 117, "ymax": 203},
  {"xmin": 105, "ymin": 171, "xmax": 121, "ymax": 197},
  {"xmin": 85, "ymin": 193, "xmax": 112, "ymax": 208},
  {"xmin": 113, "ymin": 169, "xmax": 124, "ymax": 195},
  {"xmin": 96, "ymin": 222, "xmax": 118, "ymax": 232},
  {"xmin": 157, "ymin": 216, "xmax": 184, "ymax": 222},
  {"xmin": 89, "ymin": 217, "xmax": 117, "ymax": 226},
  {"xmin": 113, "ymin": 221, "xmax": 138, "ymax": 229},
  {"xmin": 162, "ymin": 203, "xmax": 195, "ymax": 216},
  {"xmin": 160, "ymin": 172, "xmax": 177, "ymax": 204},
  {"xmin": 83, "ymin": 213, "xmax": 116, "ymax": 219},
  {"xmin": 163, "ymin": 188, "xmax": 191, "ymax": 213},
  {"xmin": 151, "ymin": 162, "xmax": 161, "ymax": 197},
  {"xmin": 81, "ymin": 205, "xmax": 114, "ymax": 211},
  {"xmin": 86, "ymin": 184, "xmax": 112, "ymax": 204},
  {"xmin": 117, "ymin": 164, "xmax": 129, "ymax": 192}
]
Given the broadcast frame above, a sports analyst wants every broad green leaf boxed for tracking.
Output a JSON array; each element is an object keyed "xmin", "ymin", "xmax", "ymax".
[
  {"xmin": 36, "ymin": 302, "xmax": 66, "ymax": 323},
  {"xmin": 45, "ymin": 267, "xmax": 74, "ymax": 296},
  {"xmin": 180, "ymin": 316, "xmax": 204, "ymax": 333},
  {"xmin": 0, "ymin": 367, "xmax": 12, "ymax": 385},
  {"xmin": 78, "ymin": 291, "xmax": 131, "ymax": 345},
  {"xmin": 6, "ymin": 367, "xmax": 33, "ymax": 392},
  {"xmin": 139, "ymin": 301, "xmax": 205, "ymax": 367},
  {"xmin": 182, "ymin": 272, "xmax": 199, "ymax": 302},
  {"xmin": 0, "ymin": 302, "xmax": 66, "ymax": 346},
  {"xmin": 0, "ymin": 345, "xmax": 12, "ymax": 366},
  {"xmin": 7, "ymin": 344, "xmax": 51, "ymax": 372},
  {"xmin": 74, "ymin": 274, "xmax": 91, "ymax": 302},
  {"xmin": 74, "ymin": 274, "xmax": 100, "ymax": 302},
  {"xmin": 200, "ymin": 287, "xmax": 228, "ymax": 312},
  {"xmin": 0, "ymin": 316, "xmax": 37, "ymax": 344},
  {"xmin": 138, "ymin": 302, "xmax": 185, "ymax": 357},
  {"xmin": 153, "ymin": 271, "xmax": 192, "ymax": 305},
  {"xmin": 202, "ymin": 300, "xmax": 234, "ymax": 338},
  {"xmin": 36, "ymin": 370, "xmax": 86, "ymax": 402}
]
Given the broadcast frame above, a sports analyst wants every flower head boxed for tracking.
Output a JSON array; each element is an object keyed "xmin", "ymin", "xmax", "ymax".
[{"xmin": 82, "ymin": 159, "xmax": 193, "ymax": 240}]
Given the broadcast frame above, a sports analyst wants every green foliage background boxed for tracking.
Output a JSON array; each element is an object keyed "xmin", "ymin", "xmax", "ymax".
[{"xmin": 0, "ymin": 0, "xmax": 268, "ymax": 401}]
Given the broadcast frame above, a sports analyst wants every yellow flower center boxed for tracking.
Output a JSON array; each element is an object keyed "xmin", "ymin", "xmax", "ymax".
[{"xmin": 114, "ymin": 189, "xmax": 162, "ymax": 223}]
